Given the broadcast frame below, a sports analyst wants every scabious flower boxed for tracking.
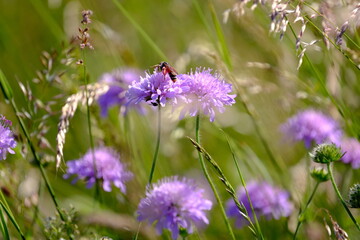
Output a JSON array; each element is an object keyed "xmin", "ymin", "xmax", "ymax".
[
  {"xmin": 340, "ymin": 138, "xmax": 360, "ymax": 169},
  {"xmin": 226, "ymin": 181, "xmax": 293, "ymax": 228},
  {"xmin": 98, "ymin": 68, "xmax": 142, "ymax": 117},
  {"xmin": 137, "ymin": 176, "xmax": 212, "ymax": 239},
  {"xmin": 0, "ymin": 115, "xmax": 17, "ymax": 160},
  {"xmin": 64, "ymin": 147, "xmax": 132, "ymax": 193},
  {"xmin": 177, "ymin": 68, "xmax": 236, "ymax": 122},
  {"xmin": 310, "ymin": 143, "xmax": 342, "ymax": 164},
  {"xmin": 281, "ymin": 109, "xmax": 342, "ymax": 148},
  {"xmin": 126, "ymin": 71, "xmax": 189, "ymax": 107}
]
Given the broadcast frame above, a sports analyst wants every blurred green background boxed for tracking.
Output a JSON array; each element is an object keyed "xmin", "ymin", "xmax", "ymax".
[{"xmin": 0, "ymin": 0, "xmax": 360, "ymax": 239}]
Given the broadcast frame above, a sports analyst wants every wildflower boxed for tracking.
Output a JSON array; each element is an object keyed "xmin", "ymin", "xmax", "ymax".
[
  {"xmin": 0, "ymin": 115, "xmax": 17, "ymax": 160},
  {"xmin": 98, "ymin": 68, "xmax": 142, "ymax": 117},
  {"xmin": 177, "ymin": 68, "xmax": 236, "ymax": 122},
  {"xmin": 226, "ymin": 181, "xmax": 293, "ymax": 228},
  {"xmin": 310, "ymin": 143, "xmax": 342, "ymax": 164},
  {"xmin": 64, "ymin": 147, "xmax": 132, "ymax": 193},
  {"xmin": 339, "ymin": 138, "xmax": 360, "ymax": 169},
  {"xmin": 281, "ymin": 109, "xmax": 342, "ymax": 148},
  {"xmin": 348, "ymin": 183, "xmax": 360, "ymax": 208},
  {"xmin": 126, "ymin": 71, "xmax": 188, "ymax": 107},
  {"xmin": 137, "ymin": 176, "xmax": 212, "ymax": 239}
]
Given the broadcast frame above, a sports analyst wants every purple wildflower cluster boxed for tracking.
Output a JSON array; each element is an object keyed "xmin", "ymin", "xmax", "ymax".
[
  {"xmin": 97, "ymin": 68, "xmax": 143, "ymax": 117},
  {"xmin": 125, "ymin": 68, "xmax": 236, "ymax": 122},
  {"xmin": 137, "ymin": 176, "xmax": 212, "ymax": 239},
  {"xmin": 226, "ymin": 181, "xmax": 293, "ymax": 228},
  {"xmin": 0, "ymin": 115, "xmax": 16, "ymax": 160},
  {"xmin": 64, "ymin": 147, "xmax": 132, "ymax": 192},
  {"xmin": 281, "ymin": 109, "xmax": 342, "ymax": 148},
  {"xmin": 340, "ymin": 138, "xmax": 360, "ymax": 169},
  {"xmin": 126, "ymin": 72, "xmax": 188, "ymax": 107},
  {"xmin": 177, "ymin": 68, "xmax": 236, "ymax": 122}
]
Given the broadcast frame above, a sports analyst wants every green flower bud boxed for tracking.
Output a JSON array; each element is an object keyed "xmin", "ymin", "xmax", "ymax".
[
  {"xmin": 310, "ymin": 167, "xmax": 330, "ymax": 182},
  {"xmin": 309, "ymin": 143, "xmax": 342, "ymax": 164},
  {"xmin": 348, "ymin": 183, "xmax": 360, "ymax": 208}
]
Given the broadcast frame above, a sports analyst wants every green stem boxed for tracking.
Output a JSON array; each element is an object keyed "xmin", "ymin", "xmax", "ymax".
[
  {"xmin": 195, "ymin": 115, "xmax": 236, "ymax": 240},
  {"xmin": 0, "ymin": 190, "xmax": 25, "ymax": 240},
  {"xmin": 148, "ymin": 105, "xmax": 161, "ymax": 184},
  {"xmin": 293, "ymin": 181, "xmax": 320, "ymax": 239},
  {"xmin": 327, "ymin": 162, "xmax": 360, "ymax": 231},
  {"xmin": 0, "ymin": 206, "xmax": 9, "ymax": 240},
  {"xmin": 81, "ymin": 50, "xmax": 101, "ymax": 202},
  {"xmin": 9, "ymin": 99, "xmax": 73, "ymax": 240}
]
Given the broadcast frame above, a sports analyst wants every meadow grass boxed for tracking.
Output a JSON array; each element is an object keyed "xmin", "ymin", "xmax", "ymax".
[{"xmin": 0, "ymin": 0, "xmax": 360, "ymax": 239}]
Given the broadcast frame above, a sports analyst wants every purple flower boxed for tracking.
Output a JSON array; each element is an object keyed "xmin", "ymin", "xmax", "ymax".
[
  {"xmin": 177, "ymin": 68, "xmax": 236, "ymax": 122},
  {"xmin": 126, "ymin": 72, "xmax": 188, "ymax": 107},
  {"xmin": 137, "ymin": 176, "xmax": 212, "ymax": 239},
  {"xmin": 226, "ymin": 181, "xmax": 293, "ymax": 228},
  {"xmin": 0, "ymin": 115, "xmax": 16, "ymax": 160},
  {"xmin": 64, "ymin": 147, "xmax": 133, "ymax": 192},
  {"xmin": 98, "ymin": 68, "xmax": 142, "ymax": 117},
  {"xmin": 281, "ymin": 109, "xmax": 342, "ymax": 148},
  {"xmin": 340, "ymin": 138, "xmax": 360, "ymax": 169}
]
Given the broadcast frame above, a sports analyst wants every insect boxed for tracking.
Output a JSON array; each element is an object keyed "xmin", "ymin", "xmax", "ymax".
[{"xmin": 152, "ymin": 61, "xmax": 178, "ymax": 82}]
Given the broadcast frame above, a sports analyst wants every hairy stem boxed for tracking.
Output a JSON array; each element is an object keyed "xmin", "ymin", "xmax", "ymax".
[{"xmin": 327, "ymin": 163, "xmax": 360, "ymax": 231}]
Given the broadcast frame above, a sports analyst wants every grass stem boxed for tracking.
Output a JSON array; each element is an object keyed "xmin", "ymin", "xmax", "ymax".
[{"xmin": 195, "ymin": 115, "xmax": 237, "ymax": 240}]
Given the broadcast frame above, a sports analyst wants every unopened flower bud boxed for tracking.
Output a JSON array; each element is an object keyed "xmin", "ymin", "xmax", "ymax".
[
  {"xmin": 310, "ymin": 167, "xmax": 330, "ymax": 182},
  {"xmin": 309, "ymin": 143, "xmax": 342, "ymax": 164}
]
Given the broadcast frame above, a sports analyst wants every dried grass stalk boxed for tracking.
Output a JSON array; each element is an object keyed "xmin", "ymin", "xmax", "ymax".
[{"xmin": 56, "ymin": 83, "xmax": 109, "ymax": 169}]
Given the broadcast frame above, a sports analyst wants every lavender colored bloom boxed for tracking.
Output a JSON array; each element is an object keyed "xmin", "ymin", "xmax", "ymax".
[
  {"xmin": 64, "ymin": 147, "xmax": 132, "ymax": 192},
  {"xmin": 226, "ymin": 181, "xmax": 293, "ymax": 228},
  {"xmin": 137, "ymin": 176, "xmax": 212, "ymax": 239},
  {"xmin": 177, "ymin": 68, "xmax": 236, "ymax": 122},
  {"xmin": 281, "ymin": 109, "xmax": 342, "ymax": 148},
  {"xmin": 0, "ymin": 115, "xmax": 16, "ymax": 160},
  {"xmin": 340, "ymin": 138, "xmax": 360, "ymax": 169},
  {"xmin": 98, "ymin": 68, "xmax": 142, "ymax": 117},
  {"xmin": 126, "ymin": 72, "xmax": 188, "ymax": 107}
]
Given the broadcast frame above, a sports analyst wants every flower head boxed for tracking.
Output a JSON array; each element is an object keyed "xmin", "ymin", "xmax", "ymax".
[
  {"xmin": 137, "ymin": 176, "xmax": 212, "ymax": 239},
  {"xmin": 98, "ymin": 68, "xmax": 142, "ymax": 117},
  {"xmin": 177, "ymin": 68, "xmax": 236, "ymax": 122},
  {"xmin": 281, "ymin": 109, "xmax": 342, "ymax": 148},
  {"xmin": 0, "ymin": 115, "xmax": 17, "ymax": 160},
  {"xmin": 309, "ymin": 143, "xmax": 342, "ymax": 164},
  {"xmin": 348, "ymin": 183, "xmax": 360, "ymax": 208},
  {"xmin": 226, "ymin": 181, "xmax": 293, "ymax": 228},
  {"xmin": 126, "ymin": 72, "xmax": 188, "ymax": 107},
  {"xmin": 64, "ymin": 147, "xmax": 132, "ymax": 192},
  {"xmin": 340, "ymin": 138, "xmax": 360, "ymax": 169}
]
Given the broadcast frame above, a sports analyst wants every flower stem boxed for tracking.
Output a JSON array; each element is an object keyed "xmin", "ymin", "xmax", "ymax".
[
  {"xmin": 293, "ymin": 181, "xmax": 320, "ymax": 239},
  {"xmin": 148, "ymin": 105, "xmax": 161, "ymax": 184},
  {"xmin": 195, "ymin": 115, "xmax": 236, "ymax": 240},
  {"xmin": 0, "ymin": 191, "xmax": 25, "ymax": 240},
  {"xmin": 327, "ymin": 162, "xmax": 360, "ymax": 231},
  {"xmin": 82, "ymin": 50, "xmax": 101, "ymax": 202}
]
